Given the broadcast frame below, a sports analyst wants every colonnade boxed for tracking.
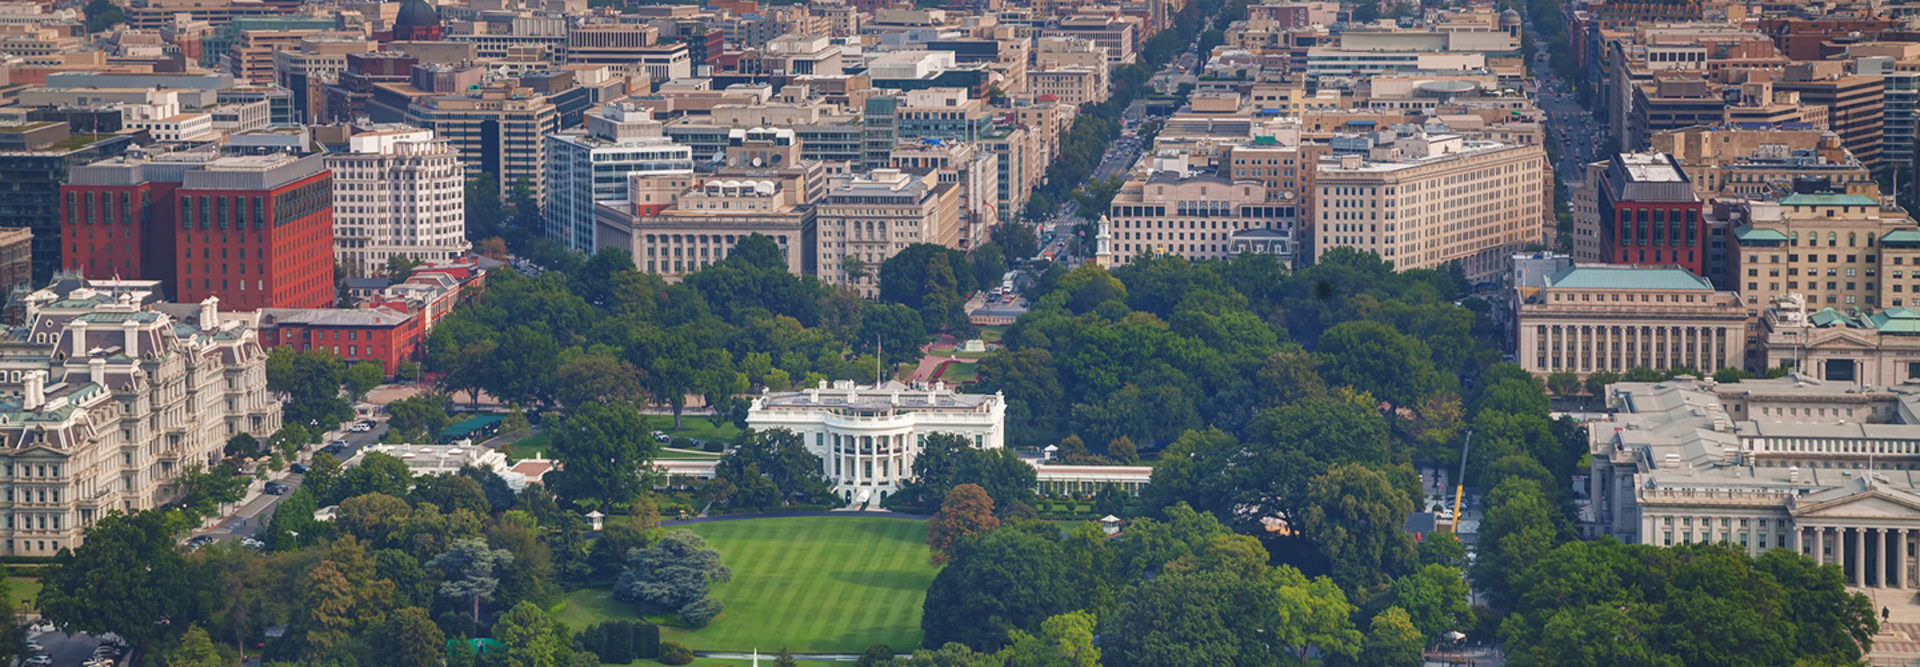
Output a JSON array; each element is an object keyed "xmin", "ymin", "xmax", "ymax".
[{"xmin": 1793, "ymin": 524, "xmax": 1920, "ymax": 588}]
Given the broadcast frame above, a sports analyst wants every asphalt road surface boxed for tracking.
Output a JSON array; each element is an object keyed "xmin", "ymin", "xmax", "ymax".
[{"xmin": 198, "ymin": 419, "xmax": 390, "ymax": 545}]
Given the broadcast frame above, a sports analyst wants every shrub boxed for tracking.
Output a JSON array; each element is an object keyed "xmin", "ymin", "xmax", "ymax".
[
  {"xmin": 575, "ymin": 619, "xmax": 660, "ymax": 663},
  {"xmin": 701, "ymin": 439, "xmax": 725, "ymax": 453},
  {"xmin": 659, "ymin": 641, "xmax": 694, "ymax": 666},
  {"xmin": 670, "ymin": 436, "xmax": 696, "ymax": 450}
]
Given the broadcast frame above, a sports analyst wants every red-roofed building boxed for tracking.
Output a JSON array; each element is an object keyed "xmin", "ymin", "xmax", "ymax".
[{"xmin": 255, "ymin": 256, "xmax": 493, "ymax": 373}]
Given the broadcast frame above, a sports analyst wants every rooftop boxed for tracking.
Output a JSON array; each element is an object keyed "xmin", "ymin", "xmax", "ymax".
[
  {"xmin": 1544, "ymin": 266, "xmax": 1715, "ymax": 291},
  {"xmin": 1780, "ymin": 193, "xmax": 1879, "ymax": 207}
]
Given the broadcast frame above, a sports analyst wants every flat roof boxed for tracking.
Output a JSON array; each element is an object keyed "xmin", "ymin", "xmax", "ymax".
[
  {"xmin": 1545, "ymin": 266, "xmax": 1714, "ymax": 291},
  {"xmin": 1780, "ymin": 193, "xmax": 1878, "ymax": 207}
]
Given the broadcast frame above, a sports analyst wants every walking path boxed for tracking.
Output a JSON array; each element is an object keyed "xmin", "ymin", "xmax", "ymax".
[{"xmin": 661, "ymin": 509, "xmax": 925, "ymax": 526}]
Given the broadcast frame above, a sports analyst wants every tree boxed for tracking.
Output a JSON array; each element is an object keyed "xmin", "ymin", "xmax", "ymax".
[
  {"xmin": 546, "ymin": 402, "xmax": 656, "ymax": 506},
  {"xmin": 843, "ymin": 256, "xmax": 871, "ymax": 284},
  {"xmin": 1473, "ymin": 477, "xmax": 1557, "ymax": 609},
  {"xmin": 373, "ymin": 607, "xmax": 446, "ymax": 667},
  {"xmin": 712, "ymin": 429, "xmax": 831, "ymax": 509},
  {"xmin": 993, "ymin": 223, "xmax": 1040, "ymax": 261},
  {"xmin": 224, "ymin": 432, "xmax": 263, "ymax": 459},
  {"xmin": 856, "ymin": 644, "xmax": 895, "ymax": 667},
  {"xmin": 553, "ymin": 355, "xmax": 649, "ymax": 408},
  {"xmin": 163, "ymin": 625, "xmax": 226, "ymax": 667},
  {"xmin": 385, "ymin": 393, "xmax": 454, "ymax": 442},
  {"xmin": 1384, "ymin": 564, "xmax": 1470, "ymax": 643},
  {"xmin": 493, "ymin": 600, "xmax": 577, "ymax": 667},
  {"xmin": 266, "ymin": 346, "xmax": 351, "ymax": 430},
  {"xmin": 466, "ymin": 172, "xmax": 507, "ymax": 239},
  {"xmin": 345, "ymin": 360, "xmax": 386, "ymax": 400},
  {"xmin": 1106, "ymin": 436, "xmax": 1139, "ymax": 464},
  {"xmin": 83, "ymin": 0, "xmax": 126, "ymax": 32},
  {"xmin": 999, "ymin": 610, "xmax": 1100, "ymax": 667},
  {"xmin": 857, "ymin": 302, "xmax": 929, "ymax": 366},
  {"xmin": 922, "ymin": 528, "xmax": 1083, "ymax": 651},
  {"xmin": 891, "ymin": 433, "xmax": 1036, "ymax": 511},
  {"xmin": 1417, "ymin": 532, "xmax": 1467, "ymax": 569},
  {"xmin": 173, "ymin": 462, "xmax": 248, "ymax": 524},
  {"xmin": 1545, "ymin": 371, "xmax": 1581, "ymax": 397},
  {"xmin": 615, "ymin": 530, "xmax": 731, "ymax": 627},
  {"xmin": 1299, "ymin": 463, "xmax": 1418, "ymax": 590},
  {"xmin": 927, "ymin": 484, "xmax": 999, "ymax": 564},
  {"xmin": 39, "ymin": 511, "xmax": 193, "ymax": 648},
  {"xmin": 1355, "ymin": 607, "xmax": 1423, "ymax": 667},
  {"xmin": 1316, "ymin": 320, "xmax": 1444, "ymax": 408},
  {"xmin": 319, "ymin": 452, "xmax": 413, "ymax": 505},
  {"xmin": 426, "ymin": 537, "xmax": 514, "ymax": 618},
  {"xmin": 500, "ymin": 406, "xmax": 532, "ymax": 441},
  {"xmin": 970, "ymin": 244, "xmax": 1009, "ymax": 296}
]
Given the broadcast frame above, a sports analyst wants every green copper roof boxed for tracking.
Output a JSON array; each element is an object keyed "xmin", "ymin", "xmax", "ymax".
[
  {"xmin": 1544, "ymin": 266, "xmax": 1714, "ymax": 291},
  {"xmin": 1733, "ymin": 225, "xmax": 1789, "ymax": 242},
  {"xmin": 1808, "ymin": 307, "xmax": 1862, "ymax": 328},
  {"xmin": 1779, "ymin": 194, "xmax": 1879, "ymax": 207},
  {"xmin": 1871, "ymin": 307, "xmax": 1920, "ymax": 334},
  {"xmin": 1885, "ymin": 229, "xmax": 1920, "ymax": 244}
]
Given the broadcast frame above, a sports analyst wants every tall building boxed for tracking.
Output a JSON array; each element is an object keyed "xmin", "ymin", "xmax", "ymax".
[
  {"xmin": 1773, "ymin": 64, "xmax": 1886, "ymax": 169},
  {"xmin": 815, "ymin": 169, "xmax": 960, "ymax": 296},
  {"xmin": 405, "ymin": 82, "xmax": 559, "ymax": 207},
  {"xmin": 64, "ymin": 148, "xmax": 337, "ymax": 310},
  {"xmin": 746, "ymin": 380, "xmax": 1005, "ymax": 505},
  {"xmin": 0, "ymin": 122, "xmax": 138, "ymax": 284},
  {"xmin": 1311, "ymin": 132, "xmax": 1545, "ymax": 281},
  {"xmin": 0, "ymin": 285, "xmax": 279, "ymax": 555},
  {"xmin": 1728, "ymin": 194, "xmax": 1916, "ymax": 311},
  {"xmin": 596, "ymin": 177, "xmax": 815, "ymax": 280},
  {"xmin": 325, "ymin": 126, "xmax": 466, "ymax": 276},
  {"xmin": 1097, "ymin": 170, "xmax": 1297, "ymax": 267},
  {"xmin": 543, "ymin": 103, "xmax": 694, "ymax": 252},
  {"xmin": 1515, "ymin": 266, "xmax": 1748, "ymax": 377},
  {"xmin": 564, "ymin": 24, "xmax": 691, "ymax": 85},
  {"xmin": 1585, "ymin": 152, "xmax": 1708, "ymax": 275}
]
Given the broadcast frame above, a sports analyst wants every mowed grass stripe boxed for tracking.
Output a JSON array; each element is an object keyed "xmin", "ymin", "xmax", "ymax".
[{"xmin": 637, "ymin": 516, "xmax": 937, "ymax": 653}]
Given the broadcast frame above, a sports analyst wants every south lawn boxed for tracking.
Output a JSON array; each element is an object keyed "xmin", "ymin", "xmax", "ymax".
[{"xmin": 554, "ymin": 516, "xmax": 938, "ymax": 654}]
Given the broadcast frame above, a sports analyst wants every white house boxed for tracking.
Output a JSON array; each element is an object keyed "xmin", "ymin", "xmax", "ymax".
[{"xmin": 745, "ymin": 380, "xmax": 1005, "ymax": 504}]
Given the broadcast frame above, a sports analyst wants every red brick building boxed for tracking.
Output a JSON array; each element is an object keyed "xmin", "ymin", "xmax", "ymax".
[
  {"xmin": 1597, "ymin": 152, "xmax": 1708, "ymax": 275},
  {"xmin": 63, "ymin": 151, "xmax": 336, "ymax": 310},
  {"xmin": 257, "ymin": 307, "xmax": 423, "ymax": 374}
]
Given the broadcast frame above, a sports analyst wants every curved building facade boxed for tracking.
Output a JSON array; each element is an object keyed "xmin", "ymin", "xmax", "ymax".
[{"xmin": 745, "ymin": 380, "xmax": 1005, "ymax": 503}]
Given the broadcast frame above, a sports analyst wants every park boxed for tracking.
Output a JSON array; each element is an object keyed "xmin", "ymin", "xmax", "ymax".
[{"xmin": 553, "ymin": 515, "xmax": 940, "ymax": 657}]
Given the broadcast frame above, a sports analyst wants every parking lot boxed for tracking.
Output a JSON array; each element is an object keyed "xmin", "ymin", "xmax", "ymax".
[{"xmin": 22, "ymin": 625, "xmax": 124, "ymax": 667}]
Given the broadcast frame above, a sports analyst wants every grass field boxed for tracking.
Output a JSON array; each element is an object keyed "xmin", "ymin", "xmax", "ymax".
[
  {"xmin": 554, "ymin": 516, "xmax": 937, "ymax": 654},
  {"xmin": 655, "ymin": 448, "xmax": 724, "ymax": 460},
  {"xmin": 977, "ymin": 325, "xmax": 1006, "ymax": 343},
  {"xmin": 934, "ymin": 362, "xmax": 979, "ymax": 384},
  {"xmin": 7, "ymin": 576, "xmax": 37, "ymax": 613},
  {"xmin": 659, "ymin": 420, "xmax": 743, "ymax": 444},
  {"xmin": 504, "ymin": 432, "xmax": 552, "ymax": 460}
]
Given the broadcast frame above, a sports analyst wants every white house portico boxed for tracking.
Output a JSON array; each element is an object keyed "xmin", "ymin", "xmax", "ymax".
[{"xmin": 744, "ymin": 380, "xmax": 1006, "ymax": 504}]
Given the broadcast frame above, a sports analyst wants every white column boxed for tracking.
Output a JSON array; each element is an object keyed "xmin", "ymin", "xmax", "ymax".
[
  {"xmin": 1835, "ymin": 526, "xmax": 1845, "ymax": 570},
  {"xmin": 1855, "ymin": 528, "xmax": 1867, "ymax": 587},
  {"xmin": 1881, "ymin": 528, "xmax": 1892, "ymax": 588}
]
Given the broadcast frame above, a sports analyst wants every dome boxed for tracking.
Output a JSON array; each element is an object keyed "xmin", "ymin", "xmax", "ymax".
[
  {"xmin": 1499, "ymin": 8, "xmax": 1522, "ymax": 24},
  {"xmin": 394, "ymin": 0, "xmax": 441, "ymax": 31}
]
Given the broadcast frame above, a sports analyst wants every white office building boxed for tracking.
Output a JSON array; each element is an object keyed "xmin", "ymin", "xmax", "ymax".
[
  {"xmin": 745, "ymin": 380, "xmax": 1005, "ymax": 504},
  {"xmin": 325, "ymin": 126, "xmax": 467, "ymax": 277},
  {"xmin": 544, "ymin": 103, "xmax": 695, "ymax": 252}
]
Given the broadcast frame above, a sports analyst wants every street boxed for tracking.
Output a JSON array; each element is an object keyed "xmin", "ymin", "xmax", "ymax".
[
  {"xmin": 193, "ymin": 418, "xmax": 390, "ymax": 545},
  {"xmin": 1531, "ymin": 41, "xmax": 1603, "ymax": 186}
]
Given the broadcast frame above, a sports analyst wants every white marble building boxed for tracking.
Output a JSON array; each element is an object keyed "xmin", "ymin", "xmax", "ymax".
[
  {"xmin": 1589, "ymin": 375, "xmax": 1920, "ymax": 589},
  {"xmin": 744, "ymin": 380, "xmax": 1004, "ymax": 504}
]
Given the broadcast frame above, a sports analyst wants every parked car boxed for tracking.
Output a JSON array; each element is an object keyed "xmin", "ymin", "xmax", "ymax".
[
  {"xmin": 264, "ymin": 482, "xmax": 290, "ymax": 495},
  {"xmin": 185, "ymin": 535, "xmax": 215, "ymax": 551},
  {"xmin": 349, "ymin": 423, "xmax": 370, "ymax": 433},
  {"xmin": 653, "ymin": 432, "xmax": 672, "ymax": 444},
  {"xmin": 289, "ymin": 463, "xmax": 309, "ymax": 475},
  {"xmin": 25, "ymin": 654, "xmax": 51, "ymax": 666},
  {"xmin": 240, "ymin": 537, "xmax": 265, "ymax": 550}
]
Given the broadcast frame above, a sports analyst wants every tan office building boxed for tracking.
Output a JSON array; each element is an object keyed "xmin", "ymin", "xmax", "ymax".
[
  {"xmin": 1099, "ymin": 171, "xmax": 1296, "ymax": 266},
  {"xmin": 1517, "ymin": 266, "xmax": 1749, "ymax": 377},
  {"xmin": 815, "ymin": 170, "xmax": 960, "ymax": 296},
  {"xmin": 1313, "ymin": 134, "xmax": 1546, "ymax": 281},
  {"xmin": 596, "ymin": 178, "xmax": 814, "ymax": 281}
]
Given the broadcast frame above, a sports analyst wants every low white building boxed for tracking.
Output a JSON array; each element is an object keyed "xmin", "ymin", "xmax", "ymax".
[{"xmin": 745, "ymin": 380, "xmax": 1005, "ymax": 504}]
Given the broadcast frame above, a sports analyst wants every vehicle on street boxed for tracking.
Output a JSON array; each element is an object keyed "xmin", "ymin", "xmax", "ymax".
[
  {"xmin": 653, "ymin": 431, "xmax": 672, "ymax": 443},
  {"xmin": 25, "ymin": 640, "xmax": 41, "ymax": 652},
  {"xmin": 350, "ymin": 423, "xmax": 370, "ymax": 432},
  {"xmin": 186, "ymin": 535, "xmax": 214, "ymax": 551},
  {"xmin": 264, "ymin": 481, "xmax": 290, "ymax": 495},
  {"xmin": 241, "ymin": 537, "xmax": 265, "ymax": 550},
  {"xmin": 289, "ymin": 463, "xmax": 309, "ymax": 474},
  {"xmin": 25, "ymin": 654, "xmax": 51, "ymax": 666}
]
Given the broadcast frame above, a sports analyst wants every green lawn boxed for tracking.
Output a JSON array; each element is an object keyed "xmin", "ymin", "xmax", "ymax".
[
  {"xmin": 656, "ymin": 448, "xmax": 724, "ymax": 460},
  {"xmin": 554, "ymin": 517, "xmax": 938, "ymax": 654},
  {"xmin": 504, "ymin": 432, "xmax": 552, "ymax": 460},
  {"xmin": 660, "ymin": 419, "xmax": 742, "ymax": 444},
  {"xmin": 928, "ymin": 346, "xmax": 991, "ymax": 360},
  {"xmin": 935, "ymin": 363, "xmax": 979, "ymax": 384},
  {"xmin": 6, "ymin": 576, "xmax": 37, "ymax": 613},
  {"xmin": 977, "ymin": 326, "xmax": 1006, "ymax": 343}
]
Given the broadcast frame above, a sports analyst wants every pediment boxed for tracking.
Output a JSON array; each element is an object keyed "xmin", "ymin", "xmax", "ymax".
[{"xmin": 1793, "ymin": 488, "xmax": 1920, "ymax": 518}]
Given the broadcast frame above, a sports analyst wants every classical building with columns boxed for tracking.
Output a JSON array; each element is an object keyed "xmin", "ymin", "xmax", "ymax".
[
  {"xmin": 1589, "ymin": 375, "xmax": 1920, "ymax": 589},
  {"xmin": 1516, "ymin": 265, "xmax": 1751, "ymax": 377},
  {"xmin": 1758, "ymin": 293, "xmax": 1920, "ymax": 385},
  {"xmin": 744, "ymin": 379, "xmax": 1005, "ymax": 505}
]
